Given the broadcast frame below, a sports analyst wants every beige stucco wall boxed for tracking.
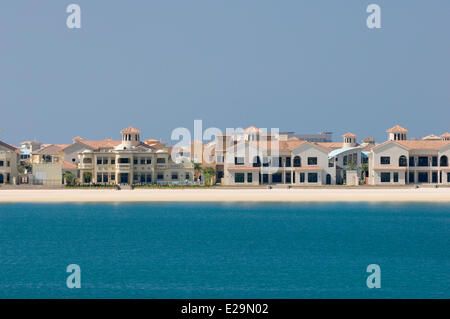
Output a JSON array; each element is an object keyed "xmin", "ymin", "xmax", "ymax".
[
  {"xmin": 0, "ymin": 151, "xmax": 19, "ymax": 184},
  {"xmin": 32, "ymin": 163, "xmax": 63, "ymax": 185}
]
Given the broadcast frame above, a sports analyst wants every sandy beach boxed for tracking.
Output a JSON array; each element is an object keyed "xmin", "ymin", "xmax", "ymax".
[{"xmin": 0, "ymin": 187, "xmax": 450, "ymax": 203}]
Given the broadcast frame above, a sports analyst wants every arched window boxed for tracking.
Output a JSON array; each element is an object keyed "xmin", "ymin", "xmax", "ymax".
[
  {"xmin": 293, "ymin": 156, "xmax": 301, "ymax": 167},
  {"xmin": 440, "ymin": 155, "xmax": 448, "ymax": 167},
  {"xmin": 399, "ymin": 155, "xmax": 407, "ymax": 167}
]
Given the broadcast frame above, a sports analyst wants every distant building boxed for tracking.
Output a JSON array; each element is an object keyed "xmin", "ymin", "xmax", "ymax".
[{"xmin": 280, "ymin": 132, "xmax": 333, "ymax": 143}]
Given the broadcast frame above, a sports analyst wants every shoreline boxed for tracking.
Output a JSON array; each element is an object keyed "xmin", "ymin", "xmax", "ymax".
[{"xmin": 1, "ymin": 188, "xmax": 450, "ymax": 203}]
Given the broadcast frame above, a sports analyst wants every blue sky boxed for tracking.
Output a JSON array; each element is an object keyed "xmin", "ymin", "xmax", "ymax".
[{"xmin": 0, "ymin": 0, "xmax": 449, "ymax": 145}]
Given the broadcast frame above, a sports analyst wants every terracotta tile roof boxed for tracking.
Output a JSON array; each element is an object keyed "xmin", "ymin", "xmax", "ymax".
[
  {"xmin": 395, "ymin": 140, "xmax": 450, "ymax": 151},
  {"xmin": 120, "ymin": 126, "xmax": 142, "ymax": 134},
  {"xmin": 422, "ymin": 134, "xmax": 441, "ymax": 140},
  {"xmin": 78, "ymin": 139, "xmax": 121, "ymax": 150},
  {"xmin": 386, "ymin": 125, "xmax": 408, "ymax": 133},
  {"xmin": 294, "ymin": 166, "xmax": 323, "ymax": 171},
  {"xmin": 441, "ymin": 132, "xmax": 450, "ymax": 138},
  {"xmin": 315, "ymin": 142, "xmax": 344, "ymax": 151},
  {"xmin": 33, "ymin": 144, "xmax": 70, "ymax": 154},
  {"xmin": 373, "ymin": 166, "xmax": 406, "ymax": 171},
  {"xmin": 343, "ymin": 132, "xmax": 356, "ymax": 137},
  {"xmin": 62, "ymin": 160, "xmax": 77, "ymax": 169},
  {"xmin": 0, "ymin": 140, "xmax": 18, "ymax": 152}
]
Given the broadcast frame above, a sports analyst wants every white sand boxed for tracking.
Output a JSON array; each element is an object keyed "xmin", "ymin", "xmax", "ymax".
[{"xmin": 0, "ymin": 188, "xmax": 449, "ymax": 203}]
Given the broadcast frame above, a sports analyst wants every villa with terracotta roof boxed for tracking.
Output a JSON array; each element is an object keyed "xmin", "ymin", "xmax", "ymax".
[
  {"xmin": 368, "ymin": 125, "xmax": 450, "ymax": 185},
  {"xmin": 77, "ymin": 127, "xmax": 194, "ymax": 185},
  {"xmin": 222, "ymin": 129, "xmax": 375, "ymax": 186},
  {"xmin": 222, "ymin": 128, "xmax": 338, "ymax": 186}
]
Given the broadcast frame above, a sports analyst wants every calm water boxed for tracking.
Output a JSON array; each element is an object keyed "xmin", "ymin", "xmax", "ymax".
[{"xmin": 0, "ymin": 202, "xmax": 448, "ymax": 299}]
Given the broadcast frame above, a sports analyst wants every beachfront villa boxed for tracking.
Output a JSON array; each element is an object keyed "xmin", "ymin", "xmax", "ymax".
[
  {"xmin": 221, "ymin": 128, "xmax": 375, "ymax": 186},
  {"xmin": 223, "ymin": 136, "xmax": 336, "ymax": 186},
  {"xmin": 1, "ymin": 124, "xmax": 450, "ymax": 187},
  {"xmin": 0, "ymin": 140, "xmax": 19, "ymax": 185},
  {"xmin": 77, "ymin": 127, "xmax": 194, "ymax": 185},
  {"xmin": 368, "ymin": 125, "xmax": 450, "ymax": 185}
]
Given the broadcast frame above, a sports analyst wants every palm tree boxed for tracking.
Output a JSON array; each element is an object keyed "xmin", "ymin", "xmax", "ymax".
[
  {"xmin": 201, "ymin": 167, "xmax": 216, "ymax": 186},
  {"xmin": 193, "ymin": 162, "xmax": 202, "ymax": 181},
  {"xmin": 360, "ymin": 163, "xmax": 369, "ymax": 183}
]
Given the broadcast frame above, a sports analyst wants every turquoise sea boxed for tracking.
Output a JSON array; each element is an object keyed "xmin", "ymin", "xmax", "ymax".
[{"xmin": 0, "ymin": 202, "xmax": 448, "ymax": 299}]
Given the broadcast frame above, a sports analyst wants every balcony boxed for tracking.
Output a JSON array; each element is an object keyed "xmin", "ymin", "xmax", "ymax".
[
  {"xmin": 116, "ymin": 163, "xmax": 131, "ymax": 171},
  {"xmin": 78, "ymin": 163, "xmax": 92, "ymax": 170}
]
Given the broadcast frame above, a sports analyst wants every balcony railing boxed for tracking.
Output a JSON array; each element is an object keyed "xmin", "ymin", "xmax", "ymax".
[
  {"xmin": 78, "ymin": 163, "xmax": 92, "ymax": 169},
  {"xmin": 116, "ymin": 163, "xmax": 131, "ymax": 170}
]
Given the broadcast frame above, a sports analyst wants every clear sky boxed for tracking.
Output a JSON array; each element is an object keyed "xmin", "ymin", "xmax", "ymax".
[{"xmin": 0, "ymin": 0, "xmax": 449, "ymax": 145}]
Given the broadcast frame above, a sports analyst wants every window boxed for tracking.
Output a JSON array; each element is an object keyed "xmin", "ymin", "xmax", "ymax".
[
  {"xmin": 234, "ymin": 173, "xmax": 245, "ymax": 183},
  {"xmin": 286, "ymin": 172, "xmax": 291, "ymax": 183},
  {"xmin": 418, "ymin": 172, "xmax": 428, "ymax": 183},
  {"xmin": 147, "ymin": 158, "xmax": 151, "ymax": 164},
  {"xmin": 432, "ymin": 156, "xmax": 438, "ymax": 167},
  {"xmin": 133, "ymin": 174, "xmax": 138, "ymax": 183},
  {"xmin": 293, "ymin": 156, "xmax": 301, "ymax": 167},
  {"xmin": 172, "ymin": 173, "xmax": 179, "ymax": 180},
  {"xmin": 263, "ymin": 157, "xmax": 270, "ymax": 167},
  {"xmin": 103, "ymin": 158, "xmax": 108, "ymax": 165},
  {"xmin": 140, "ymin": 174, "xmax": 146, "ymax": 183},
  {"xmin": 380, "ymin": 157, "xmax": 390, "ymax": 165},
  {"xmin": 119, "ymin": 158, "xmax": 129, "ymax": 164},
  {"xmin": 381, "ymin": 172, "xmax": 391, "ymax": 183},
  {"xmin": 307, "ymin": 173, "xmax": 318, "ymax": 183},
  {"xmin": 97, "ymin": 158, "xmax": 102, "ymax": 165},
  {"xmin": 393, "ymin": 172, "xmax": 398, "ymax": 182},
  {"xmin": 432, "ymin": 172, "xmax": 438, "ymax": 183},
  {"xmin": 285, "ymin": 157, "xmax": 291, "ymax": 167},
  {"xmin": 103, "ymin": 174, "xmax": 108, "ymax": 183},
  {"xmin": 307, "ymin": 157, "xmax": 317, "ymax": 165},
  {"xmin": 185, "ymin": 173, "xmax": 190, "ymax": 180},
  {"xmin": 278, "ymin": 157, "xmax": 283, "ymax": 167},
  {"xmin": 157, "ymin": 158, "xmax": 165, "ymax": 164},
  {"xmin": 272, "ymin": 173, "xmax": 282, "ymax": 183},
  {"xmin": 234, "ymin": 157, "xmax": 244, "ymax": 165},
  {"xmin": 110, "ymin": 174, "xmax": 115, "ymax": 181},
  {"xmin": 252, "ymin": 157, "xmax": 261, "ymax": 167},
  {"xmin": 399, "ymin": 156, "xmax": 407, "ymax": 167},
  {"xmin": 440, "ymin": 156, "xmax": 448, "ymax": 167},
  {"xmin": 111, "ymin": 158, "xmax": 116, "ymax": 165},
  {"xmin": 448, "ymin": 173, "xmax": 450, "ymax": 183},
  {"xmin": 328, "ymin": 158, "xmax": 334, "ymax": 167},
  {"xmin": 300, "ymin": 173, "xmax": 305, "ymax": 183},
  {"xmin": 0, "ymin": 161, "xmax": 3, "ymax": 167},
  {"xmin": 216, "ymin": 156, "xmax": 224, "ymax": 163},
  {"xmin": 97, "ymin": 174, "xmax": 102, "ymax": 183},
  {"xmin": 247, "ymin": 173, "xmax": 252, "ymax": 183},
  {"xmin": 418, "ymin": 157, "xmax": 428, "ymax": 167},
  {"xmin": 409, "ymin": 157, "xmax": 415, "ymax": 167},
  {"xmin": 133, "ymin": 158, "xmax": 138, "ymax": 165},
  {"xmin": 146, "ymin": 175, "xmax": 152, "ymax": 183},
  {"xmin": 157, "ymin": 174, "xmax": 164, "ymax": 180},
  {"xmin": 141, "ymin": 158, "xmax": 146, "ymax": 165},
  {"xmin": 409, "ymin": 172, "xmax": 414, "ymax": 184}
]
